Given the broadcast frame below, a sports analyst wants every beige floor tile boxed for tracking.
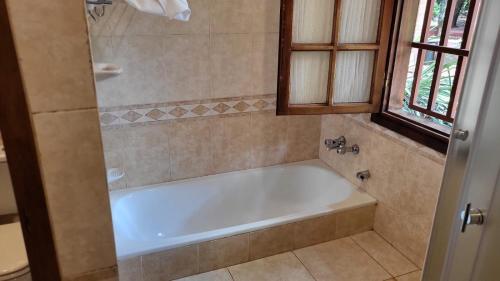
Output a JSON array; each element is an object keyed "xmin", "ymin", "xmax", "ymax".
[
  {"xmin": 396, "ymin": 271, "xmax": 422, "ymax": 281},
  {"xmin": 294, "ymin": 238, "xmax": 391, "ymax": 281},
  {"xmin": 174, "ymin": 268, "xmax": 233, "ymax": 281},
  {"xmin": 229, "ymin": 252, "xmax": 315, "ymax": 281},
  {"xmin": 352, "ymin": 231, "xmax": 418, "ymax": 277}
]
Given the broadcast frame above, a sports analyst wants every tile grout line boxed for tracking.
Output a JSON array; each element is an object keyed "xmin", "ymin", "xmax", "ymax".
[
  {"xmin": 226, "ymin": 267, "xmax": 236, "ymax": 281},
  {"xmin": 349, "ymin": 236, "xmax": 394, "ymax": 279},
  {"xmin": 291, "ymin": 251, "xmax": 319, "ymax": 281},
  {"xmin": 372, "ymin": 229, "xmax": 421, "ymax": 269},
  {"xmin": 392, "ymin": 269, "xmax": 422, "ymax": 279}
]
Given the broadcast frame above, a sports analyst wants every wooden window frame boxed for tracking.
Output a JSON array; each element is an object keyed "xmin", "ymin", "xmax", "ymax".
[
  {"xmin": 276, "ymin": 0, "xmax": 395, "ymax": 115},
  {"xmin": 372, "ymin": 0, "xmax": 480, "ymax": 154}
]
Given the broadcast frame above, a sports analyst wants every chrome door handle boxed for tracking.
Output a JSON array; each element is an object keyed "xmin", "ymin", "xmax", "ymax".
[
  {"xmin": 460, "ymin": 203, "xmax": 485, "ymax": 233},
  {"xmin": 453, "ymin": 129, "xmax": 469, "ymax": 141}
]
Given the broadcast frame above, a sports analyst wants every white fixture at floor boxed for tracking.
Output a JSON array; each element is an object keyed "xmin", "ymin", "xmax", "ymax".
[{"xmin": 0, "ymin": 223, "xmax": 30, "ymax": 281}]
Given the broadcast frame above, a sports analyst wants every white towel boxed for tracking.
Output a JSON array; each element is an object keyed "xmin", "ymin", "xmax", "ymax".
[{"xmin": 124, "ymin": 0, "xmax": 191, "ymax": 21}]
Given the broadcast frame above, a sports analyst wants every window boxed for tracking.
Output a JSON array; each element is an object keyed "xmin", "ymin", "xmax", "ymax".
[
  {"xmin": 372, "ymin": 0, "xmax": 480, "ymax": 153},
  {"xmin": 276, "ymin": 0, "xmax": 395, "ymax": 115},
  {"xmin": 277, "ymin": 0, "xmax": 480, "ymax": 153}
]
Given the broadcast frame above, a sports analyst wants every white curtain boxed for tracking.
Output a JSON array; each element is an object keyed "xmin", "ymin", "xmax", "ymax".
[
  {"xmin": 292, "ymin": 0, "xmax": 335, "ymax": 43},
  {"xmin": 290, "ymin": 52, "xmax": 330, "ymax": 104},
  {"xmin": 334, "ymin": 51, "xmax": 374, "ymax": 103},
  {"xmin": 338, "ymin": 0, "xmax": 381, "ymax": 43}
]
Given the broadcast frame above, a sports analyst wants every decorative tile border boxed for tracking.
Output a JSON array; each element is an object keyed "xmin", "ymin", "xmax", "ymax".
[{"xmin": 99, "ymin": 94, "xmax": 277, "ymax": 128}]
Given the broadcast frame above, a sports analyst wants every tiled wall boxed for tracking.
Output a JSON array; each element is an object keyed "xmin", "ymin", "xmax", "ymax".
[
  {"xmin": 6, "ymin": 0, "xmax": 117, "ymax": 280},
  {"xmin": 90, "ymin": 0, "xmax": 321, "ymax": 189},
  {"xmin": 320, "ymin": 114, "xmax": 446, "ymax": 268}
]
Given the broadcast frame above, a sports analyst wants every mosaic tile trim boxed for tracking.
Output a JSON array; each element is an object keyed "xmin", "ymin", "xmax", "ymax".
[{"xmin": 99, "ymin": 94, "xmax": 277, "ymax": 128}]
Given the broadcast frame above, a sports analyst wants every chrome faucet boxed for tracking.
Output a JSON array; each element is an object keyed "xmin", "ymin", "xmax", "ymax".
[
  {"xmin": 324, "ymin": 136, "xmax": 360, "ymax": 155},
  {"xmin": 336, "ymin": 144, "xmax": 360, "ymax": 155},
  {"xmin": 324, "ymin": 136, "xmax": 346, "ymax": 151}
]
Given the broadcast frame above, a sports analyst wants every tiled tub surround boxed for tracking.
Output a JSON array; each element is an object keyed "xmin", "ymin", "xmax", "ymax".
[
  {"xmin": 101, "ymin": 111, "xmax": 321, "ymax": 189},
  {"xmin": 320, "ymin": 114, "xmax": 446, "ymax": 268},
  {"xmin": 111, "ymin": 160, "xmax": 375, "ymax": 258},
  {"xmin": 112, "ymin": 160, "xmax": 376, "ymax": 280}
]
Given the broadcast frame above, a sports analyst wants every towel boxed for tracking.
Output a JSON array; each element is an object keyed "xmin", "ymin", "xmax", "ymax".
[{"xmin": 124, "ymin": 0, "xmax": 191, "ymax": 21}]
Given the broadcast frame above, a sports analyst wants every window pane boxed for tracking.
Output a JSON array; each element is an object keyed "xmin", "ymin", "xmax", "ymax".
[
  {"xmin": 292, "ymin": 0, "xmax": 335, "ymax": 43},
  {"xmin": 290, "ymin": 52, "xmax": 330, "ymax": 104},
  {"xmin": 414, "ymin": 50, "xmax": 437, "ymax": 109},
  {"xmin": 338, "ymin": 0, "xmax": 381, "ymax": 43},
  {"xmin": 425, "ymin": 0, "xmax": 449, "ymax": 44},
  {"xmin": 433, "ymin": 53, "xmax": 458, "ymax": 115},
  {"xmin": 413, "ymin": 0, "xmax": 429, "ymax": 41},
  {"xmin": 333, "ymin": 51, "xmax": 374, "ymax": 103},
  {"xmin": 447, "ymin": 0, "xmax": 471, "ymax": 48}
]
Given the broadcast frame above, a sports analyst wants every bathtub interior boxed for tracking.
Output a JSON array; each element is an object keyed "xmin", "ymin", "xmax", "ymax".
[{"xmin": 111, "ymin": 160, "xmax": 376, "ymax": 259}]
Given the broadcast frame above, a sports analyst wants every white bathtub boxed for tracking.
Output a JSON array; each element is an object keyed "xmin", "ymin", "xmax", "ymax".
[{"xmin": 110, "ymin": 159, "xmax": 376, "ymax": 259}]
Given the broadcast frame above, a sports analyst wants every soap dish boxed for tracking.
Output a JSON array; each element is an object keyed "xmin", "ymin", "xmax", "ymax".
[
  {"xmin": 107, "ymin": 168, "xmax": 125, "ymax": 184},
  {"xmin": 94, "ymin": 63, "xmax": 122, "ymax": 79}
]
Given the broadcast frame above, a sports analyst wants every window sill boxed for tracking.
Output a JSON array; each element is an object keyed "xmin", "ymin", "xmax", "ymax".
[{"xmin": 371, "ymin": 111, "xmax": 449, "ymax": 154}]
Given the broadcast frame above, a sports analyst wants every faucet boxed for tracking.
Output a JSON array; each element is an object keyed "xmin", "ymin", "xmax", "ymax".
[
  {"xmin": 337, "ymin": 144, "xmax": 360, "ymax": 155},
  {"xmin": 324, "ymin": 136, "xmax": 346, "ymax": 151},
  {"xmin": 324, "ymin": 136, "xmax": 360, "ymax": 155}
]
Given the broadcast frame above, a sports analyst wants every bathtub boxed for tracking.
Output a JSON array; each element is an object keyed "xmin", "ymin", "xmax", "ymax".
[{"xmin": 110, "ymin": 159, "xmax": 376, "ymax": 259}]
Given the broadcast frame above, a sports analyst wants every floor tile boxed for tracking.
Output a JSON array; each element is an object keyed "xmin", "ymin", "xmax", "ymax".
[
  {"xmin": 229, "ymin": 252, "xmax": 315, "ymax": 281},
  {"xmin": 352, "ymin": 231, "xmax": 418, "ymax": 277},
  {"xmin": 294, "ymin": 237, "xmax": 391, "ymax": 281},
  {"xmin": 396, "ymin": 271, "xmax": 422, "ymax": 281},
  {"xmin": 174, "ymin": 268, "xmax": 233, "ymax": 281}
]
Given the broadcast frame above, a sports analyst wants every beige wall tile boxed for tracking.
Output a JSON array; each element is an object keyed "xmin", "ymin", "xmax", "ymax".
[
  {"xmin": 169, "ymin": 119, "xmax": 213, "ymax": 180},
  {"xmin": 249, "ymin": 224, "xmax": 294, "ymax": 260},
  {"xmin": 174, "ymin": 268, "xmax": 232, "ymax": 281},
  {"xmin": 199, "ymin": 234, "xmax": 249, "ymax": 272},
  {"xmin": 335, "ymin": 204, "xmax": 375, "ymax": 238},
  {"xmin": 210, "ymin": 115, "xmax": 252, "ymax": 173},
  {"xmin": 251, "ymin": 0, "xmax": 281, "ymax": 33},
  {"xmin": 6, "ymin": 0, "xmax": 97, "ymax": 113},
  {"xmin": 294, "ymin": 214, "xmax": 336, "ymax": 249},
  {"xmin": 118, "ymin": 257, "xmax": 143, "ymax": 281},
  {"xmin": 250, "ymin": 112, "xmax": 288, "ymax": 167},
  {"xmin": 398, "ymin": 151, "xmax": 444, "ymax": 217},
  {"xmin": 352, "ymin": 231, "xmax": 418, "ymax": 277},
  {"xmin": 33, "ymin": 110, "xmax": 116, "ymax": 278},
  {"xmin": 229, "ymin": 252, "xmax": 315, "ymax": 281},
  {"xmin": 286, "ymin": 115, "xmax": 321, "ymax": 162},
  {"xmin": 210, "ymin": 0, "xmax": 254, "ymax": 34},
  {"xmin": 97, "ymin": 36, "xmax": 168, "ymax": 107},
  {"xmin": 252, "ymin": 33, "xmax": 279, "ymax": 95},
  {"xmin": 294, "ymin": 238, "xmax": 391, "ymax": 281},
  {"xmin": 210, "ymin": 34, "xmax": 254, "ymax": 98},
  {"xmin": 120, "ymin": 124, "xmax": 171, "ymax": 187},
  {"xmin": 320, "ymin": 114, "xmax": 445, "ymax": 267},
  {"xmin": 165, "ymin": 0, "xmax": 210, "ymax": 35},
  {"xmin": 142, "ymin": 245, "xmax": 198, "ymax": 281},
  {"xmin": 162, "ymin": 35, "xmax": 210, "ymax": 102}
]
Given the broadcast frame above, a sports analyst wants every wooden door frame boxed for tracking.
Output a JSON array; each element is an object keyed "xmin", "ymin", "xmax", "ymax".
[{"xmin": 0, "ymin": 1, "xmax": 61, "ymax": 280}]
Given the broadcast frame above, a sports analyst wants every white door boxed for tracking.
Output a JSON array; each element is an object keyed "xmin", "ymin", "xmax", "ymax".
[{"xmin": 423, "ymin": 0, "xmax": 500, "ymax": 279}]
